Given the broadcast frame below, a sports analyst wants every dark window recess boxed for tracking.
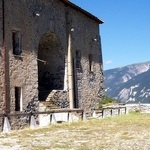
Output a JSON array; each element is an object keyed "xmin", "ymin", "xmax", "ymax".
[
  {"xmin": 76, "ymin": 50, "xmax": 81, "ymax": 70},
  {"xmin": 12, "ymin": 32, "xmax": 22, "ymax": 55},
  {"xmin": 15, "ymin": 87, "xmax": 21, "ymax": 111},
  {"xmin": 89, "ymin": 54, "xmax": 94, "ymax": 72}
]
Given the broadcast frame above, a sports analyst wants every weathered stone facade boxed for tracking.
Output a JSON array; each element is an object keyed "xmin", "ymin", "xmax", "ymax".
[{"xmin": 0, "ymin": 0, "xmax": 104, "ymax": 117}]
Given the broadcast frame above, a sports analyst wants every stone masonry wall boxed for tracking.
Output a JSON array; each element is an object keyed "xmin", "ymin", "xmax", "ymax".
[
  {"xmin": 5, "ymin": 0, "xmax": 39, "ymax": 113},
  {"xmin": 0, "ymin": 0, "xmax": 104, "ymax": 125},
  {"xmin": 39, "ymin": 90, "xmax": 68, "ymax": 111},
  {"xmin": 67, "ymin": 6, "xmax": 104, "ymax": 113},
  {"xmin": 4, "ymin": 0, "xmax": 68, "ymax": 112},
  {"xmin": 0, "ymin": 1, "xmax": 4, "ymax": 130},
  {"xmin": 0, "ymin": 1, "xmax": 4, "ymax": 113}
]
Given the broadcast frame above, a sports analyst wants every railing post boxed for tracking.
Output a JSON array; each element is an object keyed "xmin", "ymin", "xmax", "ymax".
[
  {"xmin": 102, "ymin": 109, "xmax": 104, "ymax": 118},
  {"xmin": 125, "ymin": 107, "xmax": 127, "ymax": 114},
  {"xmin": 30, "ymin": 115, "xmax": 37, "ymax": 129},
  {"xmin": 92, "ymin": 111, "xmax": 96, "ymax": 118},
  {"xmin": 51, "ymin": 113, "xmax": 56, "ymax": 124},
  {"xmin": 68, "ymin": 112, "xmax": 73, "ymax": 123},
  {"xmin": 3, "ymin": 116, "xmax": 11, "ymax": 133},
  {"xmin": 118, "ymin": 108, "xmax": 120, "ymax": 115},
  {"xmin": 110, "ymin": 109, "xmax": 112, "ymax": 116},
  {"xmin": 112, "ymin": 108, "xmax": 115, "ymax": 116},
  {"xmin": 103, "ymin": 109, "xmax": 106, "ymax": 118},
  {"xmin": 82, "ymin": 111, "xmax": 86, "ymax": 121},
  {"xmin": 67, "ymin": 112, "xmax": 70, "ymax": 122}
]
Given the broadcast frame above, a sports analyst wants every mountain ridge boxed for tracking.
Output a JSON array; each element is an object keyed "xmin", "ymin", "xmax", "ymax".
[{"xmin": 104, "ymin": 61, "xmax": 150, "ymax": 103}]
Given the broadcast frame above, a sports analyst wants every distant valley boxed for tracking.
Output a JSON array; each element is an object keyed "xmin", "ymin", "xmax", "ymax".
[{"xmin": 104, "ymin": 61, "xmax": 150, "ymax": 103}]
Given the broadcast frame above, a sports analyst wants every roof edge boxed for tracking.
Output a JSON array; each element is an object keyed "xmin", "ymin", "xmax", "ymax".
[{"xmin": 61, "ymin": 0, "xmax": 104, "ymax": 24}]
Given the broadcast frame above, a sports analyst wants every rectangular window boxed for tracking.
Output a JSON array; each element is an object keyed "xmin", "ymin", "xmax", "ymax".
[
  {"xmin": 15, "ymin": 87, "xmax": 22, "ymax": 111},
  {"xmin": 12, "ymin": 31, "xmax": 22, "ymax": 55},
  {"xmin": 89, "ymin": 54, "xmax": 94, "ymax": 72},
  {"xmin": 76, "ymin": 50, "xmax": 81, "ymax": 69}
]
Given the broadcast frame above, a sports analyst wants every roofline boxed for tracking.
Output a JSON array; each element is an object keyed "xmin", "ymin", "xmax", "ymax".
[{"xmin": 60, "ymin": 0, "xmax": 104, "ymax": 24}]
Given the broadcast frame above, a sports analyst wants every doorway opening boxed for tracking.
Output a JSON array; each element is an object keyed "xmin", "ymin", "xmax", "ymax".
[{"xmin": 38, "ymin": 32, "xmax": 65, "ymax": 101}]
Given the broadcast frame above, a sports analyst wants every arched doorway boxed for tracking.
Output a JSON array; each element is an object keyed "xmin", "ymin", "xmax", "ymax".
[{"xmin": 38, "ymin": 32, "xmax": 65, "ymax": 101}]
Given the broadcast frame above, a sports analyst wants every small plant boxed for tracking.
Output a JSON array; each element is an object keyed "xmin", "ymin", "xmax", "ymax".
[{"xmin": 99, "ymin": 96, "xmax": 117, "ymax": 108}]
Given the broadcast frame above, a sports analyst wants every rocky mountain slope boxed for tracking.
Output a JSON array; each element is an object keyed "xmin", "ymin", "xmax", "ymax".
[{"xmin": 104, "ymin": 61, "xmax": 150, "ymax": 103}]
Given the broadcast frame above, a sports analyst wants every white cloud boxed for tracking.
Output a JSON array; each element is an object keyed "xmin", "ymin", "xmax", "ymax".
[{"xmin": 105, "ymin": 60, "xmax": 112, "ymax": 65}]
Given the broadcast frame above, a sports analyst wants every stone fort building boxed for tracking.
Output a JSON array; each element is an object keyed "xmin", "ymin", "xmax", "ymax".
[{"xmin": 0, "ymin": 0, "xmax": 104, "ymax": 116}]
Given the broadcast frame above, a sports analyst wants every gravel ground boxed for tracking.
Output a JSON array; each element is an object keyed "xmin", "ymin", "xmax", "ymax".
[{"xmin": 0, "ymin": 113, "xmax": 150, "ymax": 150}]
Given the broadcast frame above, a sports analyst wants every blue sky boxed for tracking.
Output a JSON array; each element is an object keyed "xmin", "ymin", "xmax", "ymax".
[{"xmin": 71, "ymin": 0, "xmax": 150, "ymax": 70}]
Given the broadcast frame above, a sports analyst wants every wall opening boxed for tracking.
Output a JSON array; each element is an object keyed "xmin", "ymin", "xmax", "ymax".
[
  {"xmin": 76, "ymin": 50, "xmax": 81, "ymax": 72},
  {"xmin": 38, "ymin": 32, "xmax": 65, "ymax": 101},
  {"xmin": 89, "ymin": 54, "xmax": 94, "ymax": 72},
  {"xmin": 15, "ymin": 87, "xmax": 22, "ymax": 111},
  {"xmin": 12, "ymin": 31, "xmax": 22, "ymax": 55},
  {"xmin": 73, "ymin": 58, "xmax": 78, "ymax": 108}
]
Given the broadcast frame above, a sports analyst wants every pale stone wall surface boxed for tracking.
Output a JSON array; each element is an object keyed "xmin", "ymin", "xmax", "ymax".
[
  {"xmin": 68, "ymin": 7, "xmax": 104, "ymax": 112},
  {"xmin": 125, "ymin": 104, "xmax": 150, "ymax": 113},
  {"xmin": 0, "ymin": 1, "xmax": 5, "ymax": 113},
  {"xmin": 0, "ymin": 0, "xmax": 104, "ymax": 123}
]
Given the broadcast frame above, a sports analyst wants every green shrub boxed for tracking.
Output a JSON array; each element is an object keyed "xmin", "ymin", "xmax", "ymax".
[{"xmin": 99, "ymin": 96, "xmax": 117, "ymax": 108}]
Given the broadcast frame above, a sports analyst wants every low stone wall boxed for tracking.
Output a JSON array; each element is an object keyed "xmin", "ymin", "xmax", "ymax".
[
  {"xmin": 0, "ymin": 115, "xmax": 30, "ymax": 132},
  {"xmin": 39, "ymin": 112, "xmax": 81, "ymax": 127},
  {"xmin": 125, "ymin": 104, "xmax": 150, "ymax": 113},
  {"xmin": 92, "ymin": 106, "xmax": 126, "ymax": 118},
  {"xmin": 1, "ymin": 108, "xmax": 84, "ymax": 132},
  {"xmin": 9, "ymin": 116, "xmax": 29, "ymax": 130}
]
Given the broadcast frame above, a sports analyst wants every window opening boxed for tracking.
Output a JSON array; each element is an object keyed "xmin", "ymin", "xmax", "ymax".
[
  {"xmin": 76, "ymin": 50, "xmax": 81, "ymax": 69},
  {"xmin": 89, "ymin": 54, "xmax": 94, "ymax": 72},
  {"xmin": 12, "ymin": 31, "xmax": 22, "ymax": 55},
  {"xmin": 15, "ymin": 87, "xmax": 22, "ymax": 111}
]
